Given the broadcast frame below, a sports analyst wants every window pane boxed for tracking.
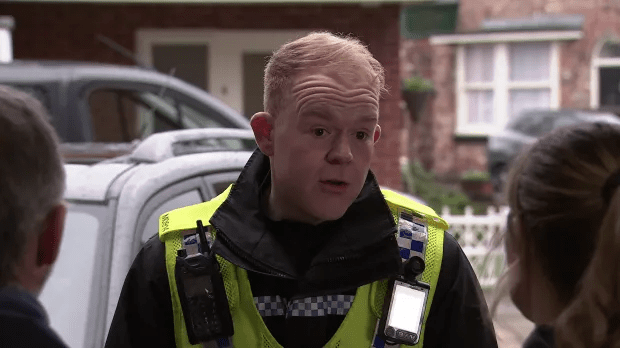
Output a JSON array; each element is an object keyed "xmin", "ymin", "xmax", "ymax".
[
  {"xmin": 510, "ymin": 42, "xmax": 550, "ymax": 82},
  {"xmin": 141, "ymin": 190, "xmax": 202, "ymax": 243},
  {"xmin": 10, "ymin": 85, "xmax": 51, "ymax": 111},
  {"xmin": 89, "ymin": 89, "xmax": 146, "ymax": 142},
  {"xmin": 212, "ymin": 180, "xmax": 236, "ymax": 196},
  {"xmin": 465, "ymin": 44, "xmax": 494, "ymax": 83},
  {"xmin": 10, "ymin": 84, "xmax": 61, "ymax": 140},
  {"xmin": 509, "ymin": 111, "xmax": 555, "ymax": 137},
  {"xmin": 509, "ymin": 89, "xmax": 550, "ymax": 121},
  {"xmin": 39, "ymin": 204, "xmax": 107, "ymax": 348},
  {"xmin": 600, "ymin": 41, "xmax": 620, "ymax": 58},
  {"xmin": 137, "ymin": 93, "xmax": 182, "ymax": 136},
  {"xmin": 178, "ymin": 103, "xmax": 225, "ymax": 129},
  {"xmin": 599, "ymin": 67, "xmax": 620, "ymax": 107},
  {"xmin": 467, "ymin": 90, "xmax": 494, "ymax": 124}
]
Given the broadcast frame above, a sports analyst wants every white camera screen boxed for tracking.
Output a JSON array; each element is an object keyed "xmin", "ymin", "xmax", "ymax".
[{"xmin": 386, "ymin": 284, "xmax": 426, "ymax": 333}]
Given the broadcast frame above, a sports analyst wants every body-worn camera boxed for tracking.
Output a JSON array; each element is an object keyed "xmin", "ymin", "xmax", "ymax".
[
  {"xmin": 175, "ymin": 220, "xmax": 234, "ymax": 344},
  {"xmin": 377, "ymin": 256, "xmax": 430, "ymax": 346}
]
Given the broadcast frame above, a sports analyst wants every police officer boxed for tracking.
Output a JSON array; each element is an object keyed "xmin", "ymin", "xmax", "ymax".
[{"xmin": 105, "ymin": 32, "xmax": 498, "ymax": 348}]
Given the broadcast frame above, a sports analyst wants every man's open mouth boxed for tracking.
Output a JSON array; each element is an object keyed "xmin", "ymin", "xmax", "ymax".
[{"xmin": 321, "ymin": 180, "xmax": 348, "ymax": 186}]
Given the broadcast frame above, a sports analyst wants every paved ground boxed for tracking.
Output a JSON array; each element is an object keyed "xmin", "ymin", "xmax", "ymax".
[{"xmin": 485, "ymin": 291, "xmax": 535, "ymax": 348}]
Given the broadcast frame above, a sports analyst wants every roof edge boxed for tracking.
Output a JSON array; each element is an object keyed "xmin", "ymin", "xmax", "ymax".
[
  {"xmin": 430, "ymin": 29, "xmax": 582, "ymax": 45},
  {"xmin": 5, "ymin": 0, "xmax": 428, "ymax": 3}
]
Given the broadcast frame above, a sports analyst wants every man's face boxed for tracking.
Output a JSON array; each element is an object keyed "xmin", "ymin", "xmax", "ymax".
[{"xmin": 269, "ymin": 65, "xmax": 380, "ymax": 224}]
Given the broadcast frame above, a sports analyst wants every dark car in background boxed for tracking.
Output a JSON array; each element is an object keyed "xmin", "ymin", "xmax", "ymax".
[
  {"xmin": 487, "ymin": 108, "xmax": 620, "ymax": 199},
  {"xmin": 0, "ymin": 60, "xmax": 251, "ymax": 161}
]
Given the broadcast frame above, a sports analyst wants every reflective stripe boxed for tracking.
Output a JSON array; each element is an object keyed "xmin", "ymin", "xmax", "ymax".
[
  {"xmin": 254, "ymin": 295, "xmax": 286, "ymax": 317},
  {"xmin": 396, "ymin": 209, "xmax": 428, "ymax": 267},
  {"xmin": 287, "ymin": 295, "xmax": 355, "ymax": 317},
  {"xmin": 253, "ymin": 295, "xmax": 356, "ymax": 318}
]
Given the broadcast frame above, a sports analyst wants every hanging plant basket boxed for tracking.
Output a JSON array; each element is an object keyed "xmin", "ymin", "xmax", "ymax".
[
  {"xmin": 402, "ymin": 89, "xmax": 434, "ymax": 122},
  {"xmin": 401, "ymin": 76, "xmax": 435, "ymax": 122}
]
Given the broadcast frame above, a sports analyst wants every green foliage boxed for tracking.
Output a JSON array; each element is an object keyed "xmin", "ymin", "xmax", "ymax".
[
  {"xmin": 460, "ymin": 170, "xmax": 491, "ymax": 182},
  {"xmin": 402, "ymin": 161, "xmax": 472, "ymax": 215},
  {"xmin": 401, "ymin": 75, "xmax": 434, "ymax": 93}
]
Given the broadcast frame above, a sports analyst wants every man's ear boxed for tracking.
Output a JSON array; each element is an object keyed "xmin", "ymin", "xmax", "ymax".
[
  {"xmin": 373, "ymin": 124, "xmax": 381, "ymax": 143},
  {"xmin": 250, "ymin": 112, "xmax": 275, "ymax": 156},
  {"xmin": 37, "ymin": 204, "xmax": 66, "ymax": 266}
]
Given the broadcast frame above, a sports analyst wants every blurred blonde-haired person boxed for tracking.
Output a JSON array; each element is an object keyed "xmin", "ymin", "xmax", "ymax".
[{"xmin": 503, "ymin": 122, "xmax": 620, "ymax": 348}]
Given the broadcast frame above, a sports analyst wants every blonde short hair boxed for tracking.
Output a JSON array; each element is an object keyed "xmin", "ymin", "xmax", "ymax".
[{"xmin": 263, "ymin": 31, "xmax": 386, "ymax": 116}]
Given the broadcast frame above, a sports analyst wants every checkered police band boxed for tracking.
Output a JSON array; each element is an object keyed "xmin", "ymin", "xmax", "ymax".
[
  {"xmin": 254, "ymin": 295, "xmax": 287, "ymax": 317},
  {"xmin": 253, "ymin": 295, "xmax": 355, "ymax": 318},
  {"xmin": 397, "ymin": 210, "xmax": 428, "ymax": 263},
  {"xmin": 287, "ymin": 295, "xmax": 355, "ymax": 317}
]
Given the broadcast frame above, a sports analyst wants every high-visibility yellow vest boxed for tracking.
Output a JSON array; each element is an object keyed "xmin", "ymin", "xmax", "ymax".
[{"xmin": 159, "ymin": 186, "xmax": 448, "ymax": 348}]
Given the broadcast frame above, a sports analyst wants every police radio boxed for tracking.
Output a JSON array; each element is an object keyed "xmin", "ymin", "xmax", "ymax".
[
  {"xmin": 377, "ymin": 256, "xmax": 430, "ymax": 346},
  {"xmin": 175, "ymin": 220, "xmax": 234, "ymax": 344}
]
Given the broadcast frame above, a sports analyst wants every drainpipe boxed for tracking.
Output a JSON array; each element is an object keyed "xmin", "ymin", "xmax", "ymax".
[{"xmin": 0, "ymin": 16, "xmax": 14, "ymax": 63}]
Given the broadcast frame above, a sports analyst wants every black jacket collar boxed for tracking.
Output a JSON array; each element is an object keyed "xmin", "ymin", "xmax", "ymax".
[
  {"xmin": 211, "ymin": 149, "xmax": 401, "ymax": 295},
  {"xmin": 0, "ymin": 286, "xmax": 47, "ymax": 324}
]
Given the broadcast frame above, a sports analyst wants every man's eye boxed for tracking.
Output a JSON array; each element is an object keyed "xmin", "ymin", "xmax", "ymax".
[
  {"xmin": 356, "ymin": 131, "xmax": 369, "ymax": 140},
  {"xmin": 313, "ymin": 128, "xmax": 326, "ymax": 137}
]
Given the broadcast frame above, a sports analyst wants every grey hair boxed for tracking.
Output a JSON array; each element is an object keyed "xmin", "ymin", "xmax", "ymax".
[{"xmin": 0, "ymin": 85, "xmax": 66, "ymax": 286}]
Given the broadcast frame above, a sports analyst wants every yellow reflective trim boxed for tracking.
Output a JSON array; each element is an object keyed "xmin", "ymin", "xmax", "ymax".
[
  {"xmin": 159, "ymin": 185, "xmax": 232, "ymax": 239},
  {"xmin": 381, "ymin": 188, "xmax": 449, "ymax": 231}
]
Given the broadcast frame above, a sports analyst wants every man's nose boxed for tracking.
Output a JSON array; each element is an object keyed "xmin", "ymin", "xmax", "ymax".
[{"xmin": 326, "ymin": 133, "xmax": 353, "ymax": 164}]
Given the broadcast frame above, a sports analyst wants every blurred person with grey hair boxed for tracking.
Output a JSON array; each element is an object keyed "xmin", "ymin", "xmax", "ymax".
[{"xmin": 0, "ymin": 85, "xmax": 68, "ymax": 348}]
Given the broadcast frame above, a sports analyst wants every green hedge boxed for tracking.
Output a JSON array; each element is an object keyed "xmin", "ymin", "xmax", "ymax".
[{"xmin": 402, "ymin": 161, "xmax": 472, "ymax": 215}]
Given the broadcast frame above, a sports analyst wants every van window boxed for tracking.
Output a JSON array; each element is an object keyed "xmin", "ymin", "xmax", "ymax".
[
  {"xmin": 89, "ymin": 89, "xmax": 143, "ymax": 142},
  {"xmin": 140, "ymin": 189, "xmax": 203, "ymax": 244},
  {"xmin": 88, "ymin": 88, "xmax": 225, "ymax": 142},
  {"xmin": 9, "ymin": 84, "xmax": 51, "ymax": 111}
]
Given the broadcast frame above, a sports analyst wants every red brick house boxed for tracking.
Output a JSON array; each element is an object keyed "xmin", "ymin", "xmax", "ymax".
[
  {"xmin": 402, "ymin": 0, "xmax": 620, "ymax": 184},
  {"xmin": 1, "ymin": 0, "xmax": 410, "ymax": 189}
]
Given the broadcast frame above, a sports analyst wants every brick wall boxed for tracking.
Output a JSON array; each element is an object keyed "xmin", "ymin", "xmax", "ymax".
[
  {"xmin": 402, "ymin": 0, "xmax": 620, "ymax": 179},
  {"xmin": 400, "ymin": 38, "xmax": 436, "ymax": 171},
  {"xmin": 2, "ymin": 2, "xmax": 403, "ymax": 188},
  {"xmin": 458, "ymin": 0, "xmax": 620, "ymax": 110}
]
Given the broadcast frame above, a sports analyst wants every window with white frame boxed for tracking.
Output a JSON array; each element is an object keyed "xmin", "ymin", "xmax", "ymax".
[
  {"xmin": 591, "ymin": 38, "xmax": 620, "ymax": 109},
  {"xmin": 456, "ymin": 41, "xmax": 559, "ymax": 135}
]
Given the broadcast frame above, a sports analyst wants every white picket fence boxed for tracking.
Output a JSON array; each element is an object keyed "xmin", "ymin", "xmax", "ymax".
[{"xmin": 440, "ymin": 205, "xmax": 511, "ymax": 288}]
